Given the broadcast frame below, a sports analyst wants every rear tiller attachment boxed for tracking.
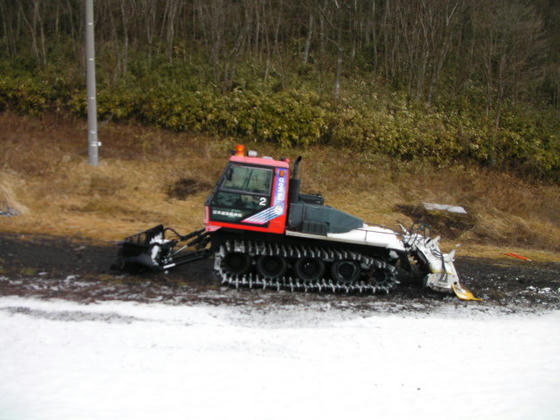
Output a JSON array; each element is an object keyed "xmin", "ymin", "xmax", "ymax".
[
  {"xmin": 115, "ymin": 224, "xmax": 210, "ymax": 272},
  {"xmin": 401, "ymin": 223, "xmax": 480, "ymax": 301}
]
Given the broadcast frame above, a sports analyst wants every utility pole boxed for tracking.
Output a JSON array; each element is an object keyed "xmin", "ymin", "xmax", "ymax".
[{"xmin": 86, "ymin": 0, "xmax": 100, "ymax": 166}]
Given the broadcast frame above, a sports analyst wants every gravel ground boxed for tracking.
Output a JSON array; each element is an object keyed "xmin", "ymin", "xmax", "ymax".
[{"xmin": 1, "ymin": 233, "xmax": 559, "ymax": 314}]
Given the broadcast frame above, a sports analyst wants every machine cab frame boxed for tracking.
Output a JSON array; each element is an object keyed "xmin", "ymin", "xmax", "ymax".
[{"xmin": 205, "ymin": 154, "xmax": 290, "ymax": 234}]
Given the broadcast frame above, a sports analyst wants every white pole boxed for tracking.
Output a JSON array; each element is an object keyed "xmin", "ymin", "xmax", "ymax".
[{"xmin": 86, "ymin": 0, "xmax": 99, "ymax": 166}]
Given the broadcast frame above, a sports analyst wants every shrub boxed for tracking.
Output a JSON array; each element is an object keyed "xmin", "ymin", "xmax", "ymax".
[{"xmin": 0, "ymin": 58, "xmax": 558, "ymax": 182}]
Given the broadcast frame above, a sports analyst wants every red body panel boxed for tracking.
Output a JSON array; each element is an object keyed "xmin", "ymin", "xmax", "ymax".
[
  {"xmin": 205, "ymin": 219, "xmax": 286, "ymax": 234},
  {"xmin": 229, "ymin": 155, "xmax": 290, "ymax": 168}
]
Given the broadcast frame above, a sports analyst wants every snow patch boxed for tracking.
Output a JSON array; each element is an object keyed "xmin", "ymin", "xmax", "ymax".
[{"xmin": 1, "ymin": 297, "xmax": 559, "ymax": 420}]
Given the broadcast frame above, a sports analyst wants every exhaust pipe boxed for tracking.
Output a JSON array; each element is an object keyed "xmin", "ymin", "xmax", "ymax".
[{"xmin": 289, "ymin": 156, "xmax": 303, "ymax": 203}]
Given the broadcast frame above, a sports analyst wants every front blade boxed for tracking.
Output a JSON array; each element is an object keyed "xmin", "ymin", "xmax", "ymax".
[{"xmin": 116, "ymin": 224, "xmax": 168, "ymax": 271}]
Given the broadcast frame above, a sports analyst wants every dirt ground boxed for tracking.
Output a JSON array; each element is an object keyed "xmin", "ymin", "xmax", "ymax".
[{"xmin": 1, "ymin": 232, "xmax": 558, "ymax": 314}]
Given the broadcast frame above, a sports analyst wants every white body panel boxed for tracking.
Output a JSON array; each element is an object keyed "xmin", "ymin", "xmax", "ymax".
[{"xmin": 286, "ymin": 224, "xmax": 406, "ymax": 252}]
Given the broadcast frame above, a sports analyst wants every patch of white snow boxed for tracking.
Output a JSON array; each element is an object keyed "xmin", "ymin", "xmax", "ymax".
[{"xmin": 0, "ymin": 297, "xmax": 559, "ymax": 420}]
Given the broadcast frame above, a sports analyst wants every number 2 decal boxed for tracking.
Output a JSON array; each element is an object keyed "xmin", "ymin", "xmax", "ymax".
[{"xmin": 259, "ymin": 197, "xmax": 267, "ymax": 206}]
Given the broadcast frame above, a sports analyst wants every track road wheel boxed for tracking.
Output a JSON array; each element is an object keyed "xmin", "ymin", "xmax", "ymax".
[
  {"xmin": 331, "ymin": 260, "xmax": 359, "ymax": 283},
  {"xmin": 257, "ymin": 255, "xmax": 287, "ymax": 279},
  {"xmin": 222, "ymin": 252, "xmax": 251, "ymax": 275},
  {"xmin": 370, "ymin": 264, "xmax": 393, "ymax": 290},
  {"xmin": 294, "ymin": 257, "xmax": 325, "ymax": 282}
]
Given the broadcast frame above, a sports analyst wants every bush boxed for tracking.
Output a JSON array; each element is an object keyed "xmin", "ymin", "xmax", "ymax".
[{"xmin": 0, "ymin": 58, "xmax": 558, "ymax": 182}]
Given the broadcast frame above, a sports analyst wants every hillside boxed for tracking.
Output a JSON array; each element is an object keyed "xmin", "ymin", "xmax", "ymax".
[
  {"xmin": 1, "ymin": 112, "xmax": 558, "ymax": 261},
  {"xmin": 1, "ymin": 0, "xmax": 560, "ymax": 183}
]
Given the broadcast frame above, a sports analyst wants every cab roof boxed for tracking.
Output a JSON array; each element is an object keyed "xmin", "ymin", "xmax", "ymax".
[{"xmin": 229, "ymin": 155, "xmax": 290, "ymax": 169}]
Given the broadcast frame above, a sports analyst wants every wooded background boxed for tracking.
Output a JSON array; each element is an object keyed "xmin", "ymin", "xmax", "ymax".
[{"xmin": 1, "ymin": 0, "xmax": 559, "ymax": 180}]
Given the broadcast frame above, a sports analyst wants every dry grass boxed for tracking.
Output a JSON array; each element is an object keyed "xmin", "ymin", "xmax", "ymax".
[
  {"xmin": 1, "ymin": 111, "xmax": 559, "ymax": 261},
  {"xmin": 0, "ymin": 170, "xmax": 30, "ymax": 215}
]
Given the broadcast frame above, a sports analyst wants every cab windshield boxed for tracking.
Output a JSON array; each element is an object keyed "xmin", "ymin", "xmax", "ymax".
[
  {"xmin": 210, "ymin": 164, "xmax": 274, "ymax": 214},
  {"xmin": 221, "ymin": 165, "xmax": 273, "ymax": 195}
]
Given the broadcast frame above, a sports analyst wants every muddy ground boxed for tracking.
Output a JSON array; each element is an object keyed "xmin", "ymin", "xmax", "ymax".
[{"xmin": 0, "ymin": 233, "xmax": 559, "ymax": 314}]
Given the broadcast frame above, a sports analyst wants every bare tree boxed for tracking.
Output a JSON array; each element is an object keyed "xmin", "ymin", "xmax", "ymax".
[{"xmin": 473, "ymin": 0, "xmax": 544, "ymax": 125}]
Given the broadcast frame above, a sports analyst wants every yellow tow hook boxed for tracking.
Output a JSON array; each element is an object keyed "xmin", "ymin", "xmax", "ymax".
[{"xmin": 452, "ymin": 281, "xmax": 482, "ymax": 301}]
